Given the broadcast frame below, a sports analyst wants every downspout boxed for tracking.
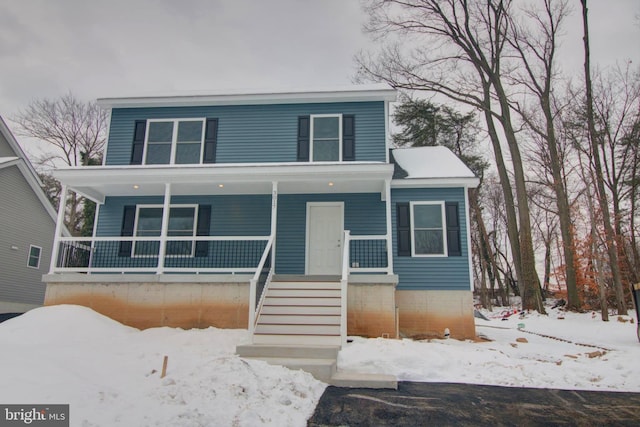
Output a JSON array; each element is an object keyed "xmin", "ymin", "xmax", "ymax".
[{"xmin": 464, "ymin": 187, "xmax": 474, "ymax": 292}]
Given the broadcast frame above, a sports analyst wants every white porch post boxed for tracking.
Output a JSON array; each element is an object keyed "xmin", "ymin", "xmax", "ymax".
[
  {"xmin": 156, "ymin": 183, "xmax": 172, "ymax": 274},
  {"xmin": 271, "ymin": 181, "xmax": 278, "ymax": 271},
  {"xmin": 49, "ymin": 184, "xmax": 68, "ymax": 272},
  {"xmin": 384, "ymin": 179, "xmax": 394, "ymax": 274}
]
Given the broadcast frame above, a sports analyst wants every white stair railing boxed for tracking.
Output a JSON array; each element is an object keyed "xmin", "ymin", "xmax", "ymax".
[
  {"xmin": 248, "ymin": 235, "xmax": 274, "ymax": 336},
  {"xmin": 340, "ymin": 230, "xmax": 351, "ymax": 347}
]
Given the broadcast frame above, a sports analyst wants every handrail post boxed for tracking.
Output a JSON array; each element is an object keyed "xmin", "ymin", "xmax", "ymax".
[
  {"xmin": 340, "ymin": 230, "xmax": 351, "ymax": 347},
  {"xmin": 248, "ymin": 278, "xmax": 257, "ymax": 335}
]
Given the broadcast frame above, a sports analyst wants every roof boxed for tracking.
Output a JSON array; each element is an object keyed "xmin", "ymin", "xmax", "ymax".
[
  {"xmin": 97, "ymin": 84, "xmax": 397, "ymax": 109},
  {"xmin": 0, "ymin": 116, "xmax": 60, "ymax": 224},
  {"xmin": 390, "ymin": 146, "xmax": 479, "ymax": 188}
]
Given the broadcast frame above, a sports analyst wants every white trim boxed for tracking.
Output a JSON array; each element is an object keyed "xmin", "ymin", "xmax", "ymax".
[
  {"xmin": 384, "ymin": 179, "xmax": 394, "ymax": 274},
  {"xmin": 142, "ymin": 118, "xmax": 206, "ymax": 165},
  {"xmin": 310, "ymin": 114, "xmax": 343, "ymax": 162},
  {"xmin": 27, "ymin": 245, "xmax": 42, "ymax": 269},
  {"xmin": 96, "ymin": 84, "xmax": 397, "ymax": 109},
  {"xmin": 49, "ymin": 185, "xmax": 68, "ymax": 272},
  {"xmin": 410, "ymin": 201, "xmax": 448, "ymax": 258},
  {"xmin": 384, "ymin": 100, "xmax": 390, "ymax": 164},
  {"xmin": 465, "ymin": 188, "xmax": 474, "ymax": 291},
  {"xmin": 305, "ymin": 201, "xmax": 345, "ymax": 274},
  {"xmin": 102, "ymin": 109, "xmax": 111, "ymax": 166},
  {"xmin": 392, "ymin": 177, "xmax": 480, "ymax": 188}
]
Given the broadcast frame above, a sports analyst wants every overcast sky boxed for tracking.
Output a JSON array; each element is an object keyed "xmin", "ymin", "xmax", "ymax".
[{"xmin": 1, "ymin": 0, "xmax": 638, "ymax": 124}]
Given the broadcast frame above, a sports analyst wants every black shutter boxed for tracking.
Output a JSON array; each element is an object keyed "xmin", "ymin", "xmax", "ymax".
[
  {"xmin": 195, "ymin": 205, "xmax": 211, "ymax": 257},
  {"xmin": 297, "ymin": 116, "xmax": 310, "ymax": 161},
  {"xmin": 342, "ymin": 115, "xmax": 355, "ymax": 161},
  {"xmin": 397, "ymin": 203, "xmax": 411, "ymax": 257},
  {"xmin": 130, "ymin": 120, "xmax": 146, "ymax": 165},
  {"xmin": 203, "ymin": 119, "xmax": 218, "ymax": 164},
  {"xmin": 119, "ymin": 205, "xmax": 136, "ymax": 257},
  {"xmin": 445, "ymin": 202, "xmax": 462, "ymax": 256}
]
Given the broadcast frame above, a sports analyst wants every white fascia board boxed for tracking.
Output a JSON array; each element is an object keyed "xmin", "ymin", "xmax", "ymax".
[
  {"xmin": 391, "ymin": 177, "xmax": 480, "ymax": 189},
  {"xmin": 53, "ymin": 163, "xmax": 395, "ymax": 186},
  {"xmin": 97, "ymin": 85, "xmax": 397, "ymax": 109}
]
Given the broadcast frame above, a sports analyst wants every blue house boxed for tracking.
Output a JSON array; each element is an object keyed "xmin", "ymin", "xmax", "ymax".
[{"xmin": 43, "ymin": 85, "xmax": 479, "ymax": 344}]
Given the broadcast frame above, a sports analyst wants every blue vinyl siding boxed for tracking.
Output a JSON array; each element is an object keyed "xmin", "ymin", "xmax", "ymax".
[
  {"xmin": 391, "ymin": 187, "xmax": 471, "ymax": 291},
  {"xmin": 105, "ymin": 102, "xmax": 386, "ymax": 165},
  {"xmin": 96, "ymin": 195, "xmax": 271, "ymax": 237},
  {"xmin": 94, "ymin": 195, "xmax": 271, "ymax": 269},
  {"xmin": 275, "ymin": 193, "xmax": 386, "ymax": 274}
]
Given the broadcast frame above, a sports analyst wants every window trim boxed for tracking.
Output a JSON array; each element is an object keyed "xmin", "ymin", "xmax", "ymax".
[
  {"xmin": 309, "ymin": 114, "xmax": 343, "ymax": 162},
  {"xmin": 142, "ymin": 118, "xmax": 206, "ymax": 165},
  {"xmin": 132, "ymin": 204, "xmax": 199, "ymax": 258},
  {"xmin": 410, "ymin": 201, "xmax": 448, "ymax": 258},
  {"xmin": 27, "ymin": 245, "xmax": 42, "ymax": 269}
]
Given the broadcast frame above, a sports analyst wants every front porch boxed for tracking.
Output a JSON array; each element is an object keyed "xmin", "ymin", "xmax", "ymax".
[{"xmin": 47, "ymin": 161, "xmax": 397, "ymax": 344}]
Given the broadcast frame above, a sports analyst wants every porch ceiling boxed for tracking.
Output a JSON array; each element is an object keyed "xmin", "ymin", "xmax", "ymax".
[{"xmin": 53, "ymin": 162, "xmax": 394, "ymax": 203}]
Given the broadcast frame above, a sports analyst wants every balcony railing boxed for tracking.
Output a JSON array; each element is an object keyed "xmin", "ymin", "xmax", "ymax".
[{"xmin": 54, "ymin": 236, "xmax": 270, "ymax": 274}]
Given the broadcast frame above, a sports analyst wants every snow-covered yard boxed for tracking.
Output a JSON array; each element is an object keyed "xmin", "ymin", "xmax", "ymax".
[{"xmin": 1, "ymin": 304, "xmax": 638, "ymax": 426}]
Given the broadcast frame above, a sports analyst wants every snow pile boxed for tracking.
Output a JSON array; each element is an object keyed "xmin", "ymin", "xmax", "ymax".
[
  {"xmin": 1, "ymin": 304, "xmax": 639, "ymax": 426},
  {"xmin": 0, "ymin": 305, "xmax": 325, "ymax": 427},
  {"xmin": 339, "ymin": 307, "xmax": 640, "ymax": 392}
]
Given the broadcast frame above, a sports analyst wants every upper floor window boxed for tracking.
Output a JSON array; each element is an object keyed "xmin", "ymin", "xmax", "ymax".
[
  {"xmin": 145, "ymin": 119, "xmax": 205, "ymax": 165},
  {"xmin": 298, "ymin": 114, "xmax": 355, "ymax": 162},
  {"xmin": 131, "ymin": 118, "xmax": 218, "ymax": 165},
  {"xmin": 311, "ymin": 115, "xmax": 342, "ymax": 161}
]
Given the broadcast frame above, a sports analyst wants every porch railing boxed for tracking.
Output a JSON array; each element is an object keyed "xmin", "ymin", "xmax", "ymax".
[
  {"xmin": 54, "ymin": 236, "xmax": 270, "ymax": 274},
  {"xmin": 348, "ymin": 234, "xmax": 390, "ymax": 273}
]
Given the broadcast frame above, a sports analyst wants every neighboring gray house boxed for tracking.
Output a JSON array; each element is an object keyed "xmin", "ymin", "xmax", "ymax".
[{"xmin": 0, "ymin": 116, "xmax": 58, "ymax": 314}]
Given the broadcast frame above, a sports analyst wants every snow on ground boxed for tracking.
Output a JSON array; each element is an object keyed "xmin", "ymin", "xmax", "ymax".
[
  {"xmin": 1, "ymin": 304, "xmax": 639, "ymax": 426},
  {"xmin": 0, "ymin": 305, "xmax": 325, "ymax": 426},
  {"xmin": 340, "ymin": 307, "xmax": 640, "ymax": 392}
]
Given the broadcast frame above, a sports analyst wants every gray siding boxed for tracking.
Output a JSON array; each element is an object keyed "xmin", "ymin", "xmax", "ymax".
[
  {"xmin": 391, "ymin": 187, "xmax": 471, "ymax": 291},
  {"xmin": 276, "ymin": 193, "xmax": 386, "ymax": 274},
  {"xmin": 0, "ymin": 166, "xmax": 55, "ymax": 307},
  {"xmin": 105, "ymin": 102, "xmax": 386, "ymax": 165}
]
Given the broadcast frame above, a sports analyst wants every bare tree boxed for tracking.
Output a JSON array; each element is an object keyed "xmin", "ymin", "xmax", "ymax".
[
  {"xmin": 358, "ymin": 0, "xmax": 545, "ymax": 312},
  {"xmin": 507, "ymin": 0, "xmax": 581, "ymax": 310},
  {"xmin": 13, "ymin": 93, "xmax": 107, "ymax": 235},
  {"xmin": 580, "ymin": 0, "xmax": 627, "ymax": 315}
]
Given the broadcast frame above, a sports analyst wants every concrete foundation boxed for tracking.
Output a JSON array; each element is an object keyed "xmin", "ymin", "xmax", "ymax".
[
  {"xmin": 43, "ymin": 274, "xmax": 475, "ymax": 339},
  {"xmin": 43, "ymin": 274, "xmax": 250, "ymax": 329},
  {"xmin": 396, "ymin": 290, "xmax": 475, "ymax": 339}
]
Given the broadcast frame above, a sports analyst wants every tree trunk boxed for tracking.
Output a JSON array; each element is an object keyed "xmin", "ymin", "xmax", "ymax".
[{"xmin": 581, "ymin": 0, "xmax": 627, "ymax": 315}]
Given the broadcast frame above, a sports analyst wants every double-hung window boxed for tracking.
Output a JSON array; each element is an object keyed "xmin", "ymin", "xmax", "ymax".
[
  {"xmin": 310, "ymin": 114, "xmax": 342, "ymax": 161},
  {"xmin": 144, "ymin": 119, "xmax": 205, "ymax": 165},
  {"xmin": 410, "ymin": 202, "xmax": 447, "ymax": 257},
  {"xmin": 27, "ymin": 245, "xmax": 42, "ymax": 268},
  {"xmin": 133, "ymin": 205, "xmax": 198, "ymax": 256}
]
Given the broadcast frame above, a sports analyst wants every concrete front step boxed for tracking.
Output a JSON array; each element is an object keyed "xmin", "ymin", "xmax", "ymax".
[
  {"xmin": 252, "ymin": 334, "xmax": 342, "ymax": 345},
  {"xmin": 236, "ymin": 344, "xmax": 341, "ymax": 359},
  {"xmin": 329, "ymin": 371, "xmax": 398, "ymax": 389},
  {"xmin": 263, "ymin": 297, "xmax": 340, "ymax": 306},
  {"xmin": 245, "ymin": 356, "xmax": 337, "ymax": 382}
]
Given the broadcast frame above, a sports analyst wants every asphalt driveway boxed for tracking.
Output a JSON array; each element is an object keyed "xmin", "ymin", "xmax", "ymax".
[{"xmin": 308, "ymin": 382, "xmax": 640, "ymax": 426}]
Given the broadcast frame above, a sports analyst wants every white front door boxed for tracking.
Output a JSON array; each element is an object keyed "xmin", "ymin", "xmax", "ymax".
[{"xmin": 306, "ymin": 202, "xmax": 344, "ymax": 275}]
